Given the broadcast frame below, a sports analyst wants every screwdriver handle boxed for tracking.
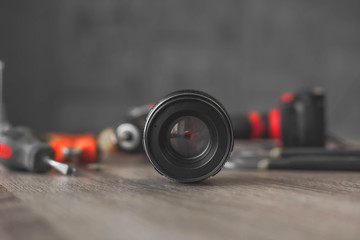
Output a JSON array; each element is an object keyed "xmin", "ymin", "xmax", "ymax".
[
  {"xmin": 0, "ymin": 126, "xmax": 53, "ymax": 173},
  {"xmin": 45, "ymin": 133, "xmax": 98, "ymax": 163}
]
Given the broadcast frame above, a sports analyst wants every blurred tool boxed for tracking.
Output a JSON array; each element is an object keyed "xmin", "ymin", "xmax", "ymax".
[
  {"xmin": 234, "ymin": 147, "xmax": 360, "ymax": 159},
  {"xmin": 114, "ymin": 87, "xmax": 326, "ymax": 154},
  {"xmin": 258, "ymin": 156, "xmax": 360, "ymax": 171},
  {"xmin": 0, "ymin": 61, "xmax": 10, "ymax": 132},
  {"xmin": 0, "ymin": 127, "xmax": 76, "ymax": 175},
  {"xmin": 97, "ymin": 127, "xmax": 118, "ymax": 152},
  {"xmin": 44, "ymin": 133, "xmax": 98, "ymax": 164},
  {"xmin": 231, "ymin": 87, "xmax": 325, "ymax": 148},
  {"xmin": 0, "ymin": 60, "xmax": 3, "ymax": 134},
  {"xmin": 0, "ymin": 61, "xmax": 75, "ymax": 175},
  {"xmin": 114, "ymin": 103, "xmax": 153, "ymax": 153},
  {"xmin": 225, "ymin": 148, "xmax": 360, "ymax": 171}
]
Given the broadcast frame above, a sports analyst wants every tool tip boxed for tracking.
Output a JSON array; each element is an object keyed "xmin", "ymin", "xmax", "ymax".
[
  {"xmin": 66, "ymin": 166, "xmax": 76, "ymax": 176},
  {"xmin": 44, "ymin": 157, "xmax": 77, "ymax": 176}
]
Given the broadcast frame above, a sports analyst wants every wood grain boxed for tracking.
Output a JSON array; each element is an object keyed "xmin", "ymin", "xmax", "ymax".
[{"xmin": 0, "ymin": 153, "xmax": 359, "ymax": 240}]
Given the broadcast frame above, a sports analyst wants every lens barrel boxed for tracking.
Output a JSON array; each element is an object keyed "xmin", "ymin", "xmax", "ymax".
[{"xmin": 143, "ymin": 90, "xmax": 234, "ymax": 182}]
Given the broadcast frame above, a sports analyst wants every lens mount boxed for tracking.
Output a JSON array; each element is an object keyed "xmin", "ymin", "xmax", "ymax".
[{"xmin": 143, "ymin": 90, "xmax": 234, "ymax": 182}]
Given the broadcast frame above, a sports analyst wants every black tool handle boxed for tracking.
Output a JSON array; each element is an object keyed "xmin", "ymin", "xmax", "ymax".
[
  {"xmin": 231, "ymin": 114, "xmax": 252, "ymax": 139},
  {"xmin": 281, "ymin": 148, "xmax": 360, "ymax": 158},
  {"xmin": 268, "ymin": 156, "xmax": 360, "ymax": 171}
]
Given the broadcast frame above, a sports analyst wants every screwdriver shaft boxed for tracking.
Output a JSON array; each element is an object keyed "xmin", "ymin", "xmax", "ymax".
[{"xmin": 43, "ymin": 156, "xmax": 76, "ymax": 176}]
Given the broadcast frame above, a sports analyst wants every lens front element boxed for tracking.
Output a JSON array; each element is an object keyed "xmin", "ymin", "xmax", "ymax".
[{"xmin": 169, "ymin": 116, "xmax": 210, "ymax": 158}]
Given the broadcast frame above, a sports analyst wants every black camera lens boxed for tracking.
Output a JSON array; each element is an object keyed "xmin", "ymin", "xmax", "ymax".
[{"xmin": 143, "ymin": 90, "xmax": 234, "ymax": 183}]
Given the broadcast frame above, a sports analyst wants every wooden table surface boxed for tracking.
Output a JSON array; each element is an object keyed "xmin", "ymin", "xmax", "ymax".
[{"xmin": 1, "ymin": 152, "xmax": 360, "ymax": 240}]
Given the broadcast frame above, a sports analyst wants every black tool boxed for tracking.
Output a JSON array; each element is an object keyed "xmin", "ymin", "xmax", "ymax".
[
  {"xmin": 259, "ymin": 156, "xmax": 360, "ymax": 171},
  {"xmin": 233, "ymin": 147, "xmax": 360, "ymax": 159},
  {"xmin": 0, "ymin": 126, "xmax": 76, "ymax": 175},
  {"xmin": 225, "ymin": 148, "xmax": 360, "ymax": 171},
  {"xmin": 270, "ymin": 148, "xmax": 360, "ymax": 158},
  {"xmin": 114, "ymin": 103, "xmax": 152, "ymax": 153},
  {"xmin": 231, "ymin": 87, "xmax": 326, "ymax": 148}
]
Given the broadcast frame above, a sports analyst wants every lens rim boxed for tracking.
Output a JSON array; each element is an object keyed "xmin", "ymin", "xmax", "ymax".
[{"xmin": 143, "ymin": 90, "xmax": 234, "ymax": 182}]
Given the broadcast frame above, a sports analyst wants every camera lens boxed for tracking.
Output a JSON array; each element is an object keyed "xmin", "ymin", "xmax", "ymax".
[
  {"xmin": 169, "ymin": 116, "xmax": 211, "ymax": 158},
  {"xmin": 143, "ymin": 90, "xmax": 234, "ymax": 183}
]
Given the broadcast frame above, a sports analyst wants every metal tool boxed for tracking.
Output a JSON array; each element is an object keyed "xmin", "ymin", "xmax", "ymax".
[
  {"xmin": 0, "ymin": 61, "xmax": 5, "ymax": 134},
  {"xmin": 230, "ymin": 147, "xmax": 360, "ymax": 159},
  {"xmin": 0, "ymin": 126, "xmax": 76, "ymax": 175},
  {"xmin": 114, "ymin": 103, "xmax": 153, "ymax": 153},
  {"xmin": 225, "ymin": 148, "xmax": 360, "ymax": 171},
  {"xmin": 256, "ymin": 156, "xmax": 360, "ymax": 171}
]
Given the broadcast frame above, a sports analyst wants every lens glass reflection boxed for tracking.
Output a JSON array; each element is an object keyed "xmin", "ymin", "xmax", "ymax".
[{"xmin": 169, "ymin": 116, "xmax": 210, "ymax": 158}]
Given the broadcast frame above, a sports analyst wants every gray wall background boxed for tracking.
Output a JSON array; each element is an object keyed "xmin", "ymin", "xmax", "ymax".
[{"xmin": 0, "ymin": 0, "xmax": 359, "ymax": 138}]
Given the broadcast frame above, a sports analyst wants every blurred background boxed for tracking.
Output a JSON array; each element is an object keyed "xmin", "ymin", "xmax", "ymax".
[{"xmin": 0, "ymin": 0, "xmax": 359, "ymax": 138}]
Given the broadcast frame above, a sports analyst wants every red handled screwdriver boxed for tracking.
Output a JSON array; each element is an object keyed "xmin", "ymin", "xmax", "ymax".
[{"xmin": 44, "ymin": 133, "xmax": 98, "ymax": 164}]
